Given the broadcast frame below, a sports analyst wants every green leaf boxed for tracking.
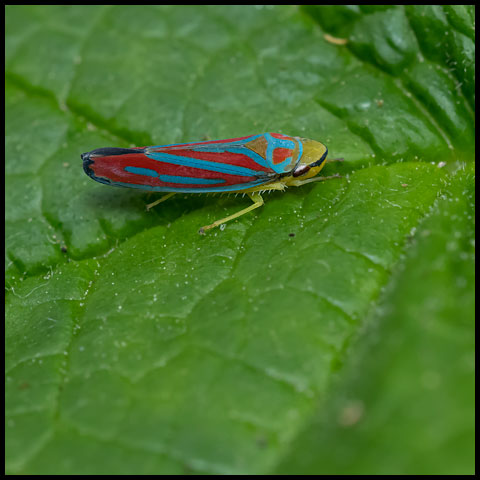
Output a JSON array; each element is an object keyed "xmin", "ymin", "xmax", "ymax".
[
  {"xmin": 5, "ymin": 5, "xmax": 474, "ymax": 475},
  {"xmin": 275, "ymin": 165, "xmax": 475, "ymax": 475}
]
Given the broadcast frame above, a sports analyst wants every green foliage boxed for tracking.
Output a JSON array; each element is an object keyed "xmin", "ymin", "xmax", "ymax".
[{"xmin": 5, "ymin": 5, "xmax": 474, "ymax": 475}]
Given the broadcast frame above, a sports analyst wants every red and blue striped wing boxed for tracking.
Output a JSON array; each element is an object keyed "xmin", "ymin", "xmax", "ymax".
[{"xmin": 82, "ymin": 133, "xmax": 303, "ymax": 193}]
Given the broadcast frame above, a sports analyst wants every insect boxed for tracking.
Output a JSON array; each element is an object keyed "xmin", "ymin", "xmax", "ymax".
[{"xmin": 82, "ymin": 133, "xmax": 340, "ymax": 233}]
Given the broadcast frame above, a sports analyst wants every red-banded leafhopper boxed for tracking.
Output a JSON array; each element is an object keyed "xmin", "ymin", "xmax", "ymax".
[{"xmin": 82, "ymin": 133, "xmax": 339, "ymax": 233}]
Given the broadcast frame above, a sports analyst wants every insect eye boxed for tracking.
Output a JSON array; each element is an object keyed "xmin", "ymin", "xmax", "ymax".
[{"xmin": 293, "ymin": 165, "xmax": 311, "ymax": 177}]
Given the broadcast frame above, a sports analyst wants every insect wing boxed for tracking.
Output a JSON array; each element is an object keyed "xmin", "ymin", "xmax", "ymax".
[{"xmin": 83, "ymin": 133, "xmax": 302, "ymax": 193}]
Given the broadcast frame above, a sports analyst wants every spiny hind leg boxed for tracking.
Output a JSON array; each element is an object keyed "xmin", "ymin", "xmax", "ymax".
[
  {"xmin": 241, "ymin": 182, "xmax": 286, "ymax": 194},
  {"xmin": 199, "ymin": 192, "xmax": 264, "ymax": 234},
  {"xmin": 146, "ymin": 192, "xmax": 176, "ymax": 210}
]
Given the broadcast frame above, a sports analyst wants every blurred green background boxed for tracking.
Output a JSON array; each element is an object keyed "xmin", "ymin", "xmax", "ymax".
[{"xmin": 5, "ymin": 5, "xmax": 474, "ymax": 475}]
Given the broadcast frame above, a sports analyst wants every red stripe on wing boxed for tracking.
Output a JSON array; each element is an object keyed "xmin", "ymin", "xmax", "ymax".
[
  {"xmin": 90, "ymin": 153, "xmax": 259, "ymax": 189},
  {"xmin": 153, "ymin": 148, "xmax": 271, "ymax": 173}
]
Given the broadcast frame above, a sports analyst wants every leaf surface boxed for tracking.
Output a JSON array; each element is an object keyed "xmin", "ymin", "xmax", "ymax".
[{"xmin": 5, "ymin": 5, "xmax": 474, "ymax": 475}]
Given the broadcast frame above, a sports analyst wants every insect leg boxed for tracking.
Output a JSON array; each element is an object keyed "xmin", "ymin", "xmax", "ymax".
[
  {"xmin": 199, "ymin": 192, "xmax": 264, "ymax": 234},
  {"xmin": 146, "ymin": 192, "xmax": 176, "ymax": 210},
  {"xmin": 289, "ymin": 173, "xmax": 341, "ymax": 187}
]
